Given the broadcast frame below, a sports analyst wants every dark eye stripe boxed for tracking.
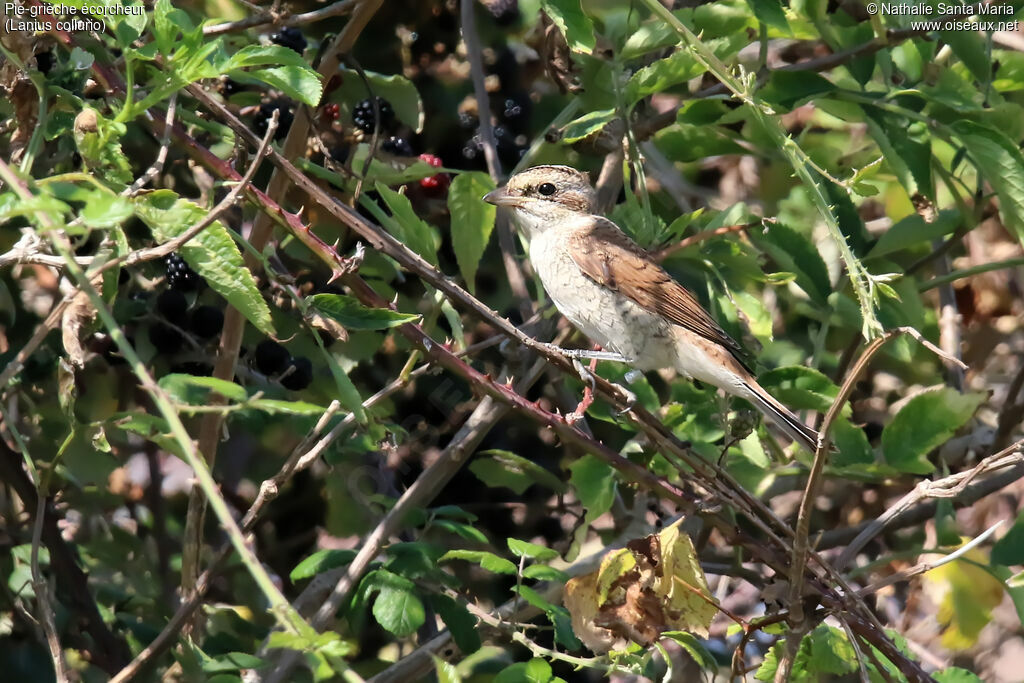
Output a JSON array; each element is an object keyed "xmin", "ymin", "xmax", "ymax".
[{"xmin": 538, "ymin": 182, "xmax": 556, "ymax": 196}]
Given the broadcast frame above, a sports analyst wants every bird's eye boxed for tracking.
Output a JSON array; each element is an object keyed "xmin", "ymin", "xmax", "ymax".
[{"xmin": 538, "ymin": 182, "xmax": 557, "ymax": 196}]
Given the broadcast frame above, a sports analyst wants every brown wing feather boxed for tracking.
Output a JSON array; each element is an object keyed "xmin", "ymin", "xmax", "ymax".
[{"xmin": 567, "ymin": 217, "xmax": 751, "ymax": 370}]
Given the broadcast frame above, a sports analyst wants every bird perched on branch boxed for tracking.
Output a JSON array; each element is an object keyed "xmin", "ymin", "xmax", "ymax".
[{"xmin": 484, "ymin": 165, "xmax": 819, "ymax": 452}]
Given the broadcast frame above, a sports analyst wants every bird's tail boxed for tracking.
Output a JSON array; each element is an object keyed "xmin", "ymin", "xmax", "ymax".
[{"xmin": 742, "ymin": 382, "xmax": 819, "ymax": 452}]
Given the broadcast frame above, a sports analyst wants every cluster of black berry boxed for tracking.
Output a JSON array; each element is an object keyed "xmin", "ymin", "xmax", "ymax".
[
  {"xmin": 253, "ymin": 340, "xmax": 312, "ymax": 391},
  {"xmin": 352, "ymin": 97, "xmax": 395, "ymax": 134},
  {"xmin": 165, "ymin": 253, "xmax": 202, "ymax": 291},
  {"xmin": 352, "ymin": 97, "xmax": 417, "ymax": 157},
  {"xmin": 253, "ymin": 100, "xmax": 295, "ymax": 141},
  {"xmin": 270, "ymin": 26, "xmax": 307, "ymax": 54}
]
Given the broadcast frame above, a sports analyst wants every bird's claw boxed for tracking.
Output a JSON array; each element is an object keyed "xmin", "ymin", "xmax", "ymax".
[
  {"xmin": 572, "ymin": 358, "xmax": 596, "ymax": 390},
  {"xmin": 614, "ymin": 383, "xmax": 637, "ymax": 415}
]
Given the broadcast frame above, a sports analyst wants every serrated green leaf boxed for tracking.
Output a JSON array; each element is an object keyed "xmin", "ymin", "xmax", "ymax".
[
  {"xmin": 307, "ymin": 293, "xmax": 420, "ymax": 331},
  {"xmin": 660, "ymin": 631, "xmax": 718, "ymax": 670},
  {"xmin": 560, "ymin": 108, "xmax": 615, "ymax": 144},
  {"xmin": 134, "ymin": 190, "xmax": 274, "ymax": 334},
  {"xmin": 952, "ymin": 120, "xmax": 1024, "ymax": 243},
  {"xmin": 247, "ymin": 399, "xmax": 326, "ymax": 415},
  {"xmin": 507, "ymin": 538, "xmax": 559, "ymax": 562},
  {"xmin": 371, "ymin": 570, "xmax": 425, "ymax": 637},
  {"xmin": 758, "ymin": 366, "xmax": 840, "ymax": 413},
  {"xmin": 290, "ymin": 549, "xmax": 357, "ymax": 582},
  {"xmin": 80, "ymin": 191, "xmax": 133, "ymax": 229},
  {"xmin": 863, "ymin": 104, "xmax": 933, "ymax": 199},
  {"xmin": 934, "ymin": 668, "xmax": 984, "ymax": 683},
  {"xmin": 993, "ymin": 511, "xmax": 1024, "ymax": 566},
  {"xmin": 159, "ymin": 373, "xmax": 248, "ymax": 404},
  {"xmin": 626, "ymin": 51, "xmax": 702, "ymax": 104},
  {"xmin": 758, "ymin": 70, "xmax": 835, "ymax": 111},
  {"xmin": 940, "ymin": 30, "xmax": 991, "ymax": 84},
  {"xmin": 882, "ymin": 388, "xmax": 985, "ymax": 474},
  {"xmin": 470, "ymin": 449, "xmax": 567, "ymax": 494},
  {"xmin": 540, "ymin": 0, "xmax": 595, "ymax": 54},
  {"xmin": 248, "ymin": 66, "xmax": 323, "ymax": 107},
  {"xmin": 447, "ymin": 172, "xmax": 495, "ymax": 293},
  {"xmin": 371, "ymin": 184, "xmax": 440, "ymax": 265},
  {"xmin": 200, "ymin": 652, "xmax": 266, "ymax": 673},
  {"xmin": 869, "ymin": 210, "xmax": 960, "ymax": 258},
  {"xmin": 440, "ymin": 550, "xmax": 518, "ymax": 575}
]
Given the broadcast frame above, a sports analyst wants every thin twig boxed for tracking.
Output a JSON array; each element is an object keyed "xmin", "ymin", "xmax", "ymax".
[
  {"xmin": 203, "ymin": 0, "xmax": 358, "ymax": 36},
  {"xmin": 653, "ymin": 222, "xmax": 755, "ymax": 262},
  {"xmin": 788, "ymin": 327, "xmax": 968, "ymax": 624},
  {"xmin": 125, "ymin": 93, "xmax": 177, "ymax": 195},
  {"xmin": 835, "ymin": 437, "xmax": 1024, "ymax": 571}
]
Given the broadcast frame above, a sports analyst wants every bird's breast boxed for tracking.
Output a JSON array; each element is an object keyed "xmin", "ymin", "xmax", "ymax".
[{"xmin": 527, "ymin": 230, "xmax": 677, "ymax": 371}]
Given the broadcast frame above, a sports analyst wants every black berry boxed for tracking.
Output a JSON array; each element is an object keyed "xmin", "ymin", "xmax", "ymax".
[
  {"xmin": 500, "ymin": 93, "xmax": 530, "ymax": 133},
  {"xmin": 254, "ymin": 340, "xmax": 289, "ymax": 375},
  {"xmin": 149, "ymin": 323, "xmax": 183, "ymax": 355},
  {"xmin": 222, "ymin": 78, "xmax": 243, "ymax": 96},
  {"xmin": 352, "ymin": 97, "xmax": 395, "ymax": 134},
  {"xmin": 190, "ymin": 306, "xmax": 224, "ymax": 339},
  {"xmin": 254, "ymin": 101, "xmax": 294, "ymax": 141},
  {"xmin": 381, "ymin": 136, "xmax": 415, "ymax": 157},
  {"xmin": 270, "ymin": 26, "xmax": 307, "ymax": 54},
  {"xmin": 165, "ymin": 253, "xmax": 202, "ymax": 291},
  {"xmin": 280, "ymin": 356, "xmax": 313, "ymax": 391},
  {"xmin": 156, "ymin": 289, "xmax": 188, "ymax": 324}
]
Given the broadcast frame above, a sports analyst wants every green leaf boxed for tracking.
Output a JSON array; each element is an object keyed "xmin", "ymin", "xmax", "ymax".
[
  {"xmin": 560, "ymin": 108, "xmax": 616, "ymax": 144},
  {"xmin": 745, "ymin": 0, "xmax": 789, "ymax": 31},
  {"xmin": 431, "ymin": 519, "xmax": 487, "ymax": 544},
  {"xmin": 307, "ymin": 293, "xmax": 420, "ymax": 331},
  {"xmin": 992, "ymin": 511, "xmax": 1024, "ymax": 566},
  {"xmin": 507, "ymin": 538, "xmax": 559, "ymax": 562},
  {"xmin": 660, "ymin": 632, "xmax": 717, "ymax": 670},
  {"xmin": 934, "ymin": 668, "xmax": 984, "ymax": 683},
  {"xmin": 372, "ymin": 183, "xmax": 440, "ymax": 265},
  {"xmin": 495, "ymin": 659, "xmax": 553, "ymax": 683},
  {"xmin": 247, "ymin": 399, "xmax": 327, "ymax": 415},
  {"xmin": 758, "ymin": 71, "xmax": 835, "ymax": 111},
  {"xmin": 429, "ymin": 594, "xmax": 481, "ymax": 654},
  {"xmin": 447, "ymin": 172, "xmax": 496, "ymax": 293},
  {"xmin": 540, "ymin": 0, "xmax": 595, "ymax": 54},
  {"xmin": 433, "ymin": 656, "xmax": 462, "ymax": 683},
  {"xmin": 758, "ymin": 366, "xmax": 840, "ymax": 413},
  {"xmin": 863, "ymin": 105, "xmax": 933, "ymax": 199},
  {"xmin": 568, "ymin": 454, "xmax": 616, "ymax": 528},
  {"xmin": 290, "ymin": 549, "xmax": 357, "ymax": 582},
  {"xmin": 940, "ymin": 29, "xmax": 991, "ymax": 85},
  {"xmin": 522, "ymin": 565, "xmax": 570, "ymax": 582},
  {"xmin": 134, "ymin": 190, "xmax": 274, "ymax": 334},
  {"xmin": 952, "ymin": 121, "xmax": 1024, "ymax": 244},
  {"xmin": 469, "ymin": 449, "xmax": 567, "ymax": 495},
  {"xmin": 882, "ymin": 389, "xmax": 985, "ymax": 475},
  {"xmin": 753, "ymin": 222, "xmax": 831, "ymax": 305},
  {"xmin": 370, "ymin": 570, "xmax": 425, "ymax": 637},
  {"xmin": 626, "ymin": 51, "xmax": 702, "ymax": 104},
  {"xmin": 869, "ymin": 210, "xmax": 960, "ymax": 258},
  {"xmin": 440, "ymin": 550, "xmax": 518, "ymax": 575},
  {"xmin": 201, "ymin": 652, "xmax": 266, "ymax": 673},
  {"xmin": 247, "ymin": 66, "xmax": 323, "ymax": 107},
  {"xmin": 80, "ymin": 191, "xmax": 133, "ymax": 229},
  {"xmin": 333, "ymin": 69, "xmax": 424, "ymax": 132},
  {"xmin": 158, "ymin": 373, "xmax": 248, "ymax": 404}
]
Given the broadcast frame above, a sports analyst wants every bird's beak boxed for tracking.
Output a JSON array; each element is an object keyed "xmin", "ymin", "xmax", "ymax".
[{"xmin": 483, "ymin": 187, "xmax": 523, "ymax": 207}]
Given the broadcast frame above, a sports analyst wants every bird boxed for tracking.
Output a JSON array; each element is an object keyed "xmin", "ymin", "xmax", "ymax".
[{"xmin": 483, "ymin": 165, "xmax": 819, "ymax": 452}]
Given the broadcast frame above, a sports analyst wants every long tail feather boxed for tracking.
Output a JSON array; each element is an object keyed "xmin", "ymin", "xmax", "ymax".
[{"xmin": 743, "ymin": 382, "xmax": 819, "ymax": 452}]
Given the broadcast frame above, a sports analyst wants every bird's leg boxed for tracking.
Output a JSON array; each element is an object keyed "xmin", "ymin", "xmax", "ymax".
[{"xmin": 566, "ymin": 354, "xmax": 601, "ymax": 424}]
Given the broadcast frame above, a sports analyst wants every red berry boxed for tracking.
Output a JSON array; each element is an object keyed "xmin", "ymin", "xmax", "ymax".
[{"xmin": 418, "ymin": 154, "xmax": 449, "ymax": 195}]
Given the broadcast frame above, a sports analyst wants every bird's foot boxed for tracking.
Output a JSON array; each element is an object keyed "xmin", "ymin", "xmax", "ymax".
[{"xmin": 613, "ymin": 383, "xmax": 638, "ymax": 415}]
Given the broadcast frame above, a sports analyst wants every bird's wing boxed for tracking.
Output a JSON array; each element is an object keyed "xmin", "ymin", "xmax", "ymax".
[{"xmin": 566, "ymin": 216, "xmax": 751, "ymax": 370}]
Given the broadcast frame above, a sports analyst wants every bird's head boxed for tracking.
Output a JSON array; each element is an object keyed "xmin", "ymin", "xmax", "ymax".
[{"xmin": 483, "ymin": 165, "xmax": 596, "ymax": 235}]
